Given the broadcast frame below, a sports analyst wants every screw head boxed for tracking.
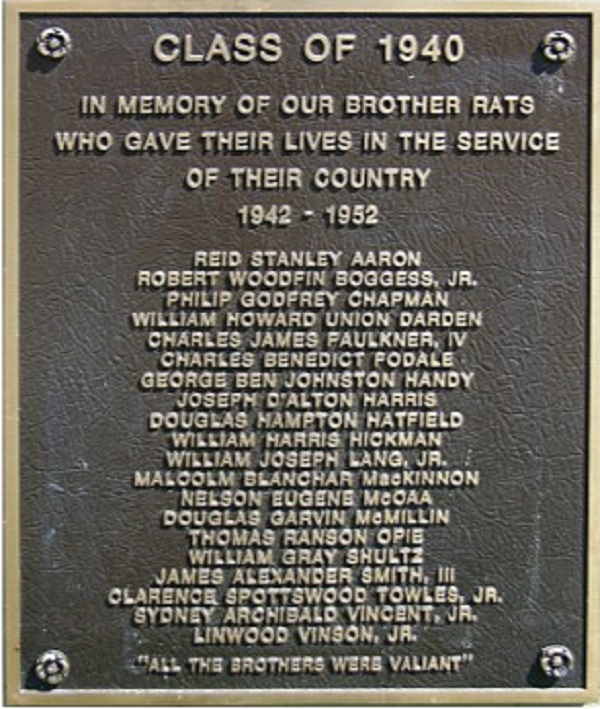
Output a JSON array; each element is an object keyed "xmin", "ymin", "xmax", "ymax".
[
  {"xmin": 539, "ymin": 645, "xmax": 574, "ymax": 679},
  {"xmin": 36, "ymin": 27, "xmax": 72, "ymax": 59},
  {"xmin": 541, "ymin": 30, "xmax": 576, "ymax": 63},
  {"xmin": 34, "ymin": 650, "xmax": 70, "ymax": 687}
]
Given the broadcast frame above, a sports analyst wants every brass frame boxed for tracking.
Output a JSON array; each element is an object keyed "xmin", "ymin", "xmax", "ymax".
[{"xmin": 4, "ymin": 1, "xmax": 599, "ymax": 705}]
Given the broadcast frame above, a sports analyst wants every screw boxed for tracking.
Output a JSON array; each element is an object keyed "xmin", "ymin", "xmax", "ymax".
[
  {"xmin": 541, "ymin": 31, "xmax": 576, "ymax": 63},
  {"xmin": 34, "ymin": 650, "xmax": 70, "ymax": 687},
  {"xmin": 36, "ymin": 27, "xmax": 72, "ymax": 60},
  {"xmin": 539, "ymin": 645, "xmax": 574, "ymax": 679}
]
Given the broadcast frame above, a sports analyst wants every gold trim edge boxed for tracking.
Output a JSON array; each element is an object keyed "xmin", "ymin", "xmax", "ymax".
[
  {"xmin": 4, "ymin": 0, "xmax": 600, "ymax": 13},
  {"xmin": 4, "ymin": 687, "xmax": 597, "ymax": 707}
]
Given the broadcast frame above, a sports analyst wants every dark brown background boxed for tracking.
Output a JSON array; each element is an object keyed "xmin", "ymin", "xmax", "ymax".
[{"xmin": 19, "ymin": 13, "xmax": 590, "ymax": 692}]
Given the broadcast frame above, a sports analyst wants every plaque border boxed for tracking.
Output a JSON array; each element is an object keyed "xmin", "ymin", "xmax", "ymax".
[{"xmin": 4, "ymin": 1, "xmax": 600, "ymax": 705}]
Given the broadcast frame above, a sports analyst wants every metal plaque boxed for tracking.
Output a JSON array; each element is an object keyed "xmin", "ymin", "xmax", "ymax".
[{"xmin": 5, "ymin": 2, "xmax": 600, "ymax": 705}]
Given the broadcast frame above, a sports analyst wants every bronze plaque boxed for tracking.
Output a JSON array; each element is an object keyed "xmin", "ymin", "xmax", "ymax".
[{"xmin": 5, "ymin": 3, "xmax": 599, "ymax": 705}]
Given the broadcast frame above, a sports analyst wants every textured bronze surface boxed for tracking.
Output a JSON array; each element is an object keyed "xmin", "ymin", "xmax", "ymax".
[{"xmin": 5, "ymin": 4, "xmax": 598, "ymax": 705}]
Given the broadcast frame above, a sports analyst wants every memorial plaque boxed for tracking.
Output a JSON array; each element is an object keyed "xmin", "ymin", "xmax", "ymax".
[{"xmin": 5, "ymin": 2, "xmax": 599, "ymax": 704}]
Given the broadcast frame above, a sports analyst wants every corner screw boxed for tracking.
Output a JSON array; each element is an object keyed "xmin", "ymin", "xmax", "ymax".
[
  {"xmin": 541, "ymin": 30, "xmax": 576, "ymax": 63},
  {"xmin": 34, "ymin": 649, "xmax": 70, "ymax": 687},
  {"xmin": 36, "ymin": 27, "xmax": 72, "ymax": 60},
  {"xmin": 539, "ymin": 645, "xmax": 574, "ymax": 679}
]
